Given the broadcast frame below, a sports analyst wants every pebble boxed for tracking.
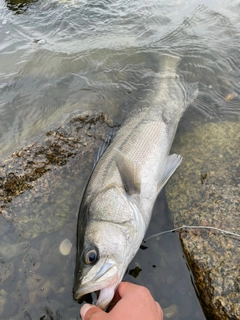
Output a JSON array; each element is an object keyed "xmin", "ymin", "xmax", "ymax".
[
  {"xmin": 224, "ymin": 92, "xmax": 237, "ymax": 101},
  {"xmin": 31, "ymin": 261, "xmax": 41, "ymax": 271},
  {"xmin": 0, "ymin": 262, "xmax": 14, "ymax": 283},
  {"xmin": 163, "ymin": 304, "xmax": 179, "ymax": 319},
  {"xmin": 22, "ymin": 248, "xmax": 40, "ymax": 267},
  {"xmin": 59, "ymin": 239, "xmax": 72, "ymax": 256},
  {"xmin": 37, "ymin": 39, "xmax": 45, "ymax": 45},
  {"xmin": 25, "ymin": 273, "xmax": 43, "ymax": 291}
]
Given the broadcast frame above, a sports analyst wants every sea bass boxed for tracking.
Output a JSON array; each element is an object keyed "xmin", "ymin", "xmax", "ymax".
[{"xmin": 73, "ymin": 55, "xmax": 198, "ymax": 309}]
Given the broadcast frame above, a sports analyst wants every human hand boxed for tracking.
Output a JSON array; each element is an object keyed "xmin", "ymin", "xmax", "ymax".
[{"xmin": 80, "ymin": 282, "xmax": 163, "ymax": 320}]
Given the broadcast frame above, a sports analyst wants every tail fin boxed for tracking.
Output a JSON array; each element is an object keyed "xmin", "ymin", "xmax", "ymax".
[{"xmin": 152, "ymin": 54, "xmax": 198, "ymax": 124}]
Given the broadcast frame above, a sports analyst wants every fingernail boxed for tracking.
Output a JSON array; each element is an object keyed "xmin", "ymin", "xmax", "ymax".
[{"xmin": 80, "ymin": 303, "xmax": 93, "ymax": 319}]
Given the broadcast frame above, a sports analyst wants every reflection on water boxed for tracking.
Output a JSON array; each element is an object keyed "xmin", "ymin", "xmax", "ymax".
[{"xmin": 0, "ymin": 0, "xmax": 240, "ymax": 318}]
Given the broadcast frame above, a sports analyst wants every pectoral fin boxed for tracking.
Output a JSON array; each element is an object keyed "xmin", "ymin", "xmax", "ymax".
[
  {"xmin": 114, "ymin": 149, "xmax": 141, "ymax": 195},
  {"xmin": 157, "ymin": 154, "xmax": 182, "ymax": 192}
]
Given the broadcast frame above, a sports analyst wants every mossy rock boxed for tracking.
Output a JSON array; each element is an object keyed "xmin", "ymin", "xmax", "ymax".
[{"xmin": 0, "ymin": 112, "xmax": 111, "ymax": 239}]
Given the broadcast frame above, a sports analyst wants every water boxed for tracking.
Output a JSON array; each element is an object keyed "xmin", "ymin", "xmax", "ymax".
[{"xmin": 0, "ymin": 0, "xmax": 240, "ymax": 319}]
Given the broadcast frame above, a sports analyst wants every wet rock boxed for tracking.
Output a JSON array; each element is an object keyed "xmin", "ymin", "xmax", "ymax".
[
  {"xmin": 29, "ymin": 283, "xmax": 51, "ymax": 304},
  {"xmin": 31, "ymin": 261, "xmax": 41, "ymax": 271},
  {"xmin": 0, "ymin": 242, "xmax": 29, "ymax": 262},
  {"xmin": 59, "ymin": 238, "xmax": 72, "ymax": 255},
  {"xmin": 25, "ymin": 273, "xmax": 44, "ymax": 291},
  {"xmin": 0, "ymin": 263, "xmax": 13, "ymax": 283},
  {"xmin": 5, "ymin": 0, "xmax": 38, "ymax": 14},
  {"xmin": 163, "ymin": 304, "xmax": 178, "ymax": 319},
  {"xmin": 22, "ymin": 248, "xmax": 40, "ymax": 267},
  {"xmin": 0, "ymin": 112, "xmax": 112, "ymax": 239},
  {"xmin": 39, "ymin": 299, "xmax": 64, "ymax": 320},
  {"xmin": 167, "ymin": 121, "xmax": 240, "ymax": 320}
]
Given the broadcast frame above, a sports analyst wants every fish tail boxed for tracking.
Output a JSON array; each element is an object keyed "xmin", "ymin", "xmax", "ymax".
[{"xmin": 157, "ymin": 54, "xmax": 198, "ymax": 122}]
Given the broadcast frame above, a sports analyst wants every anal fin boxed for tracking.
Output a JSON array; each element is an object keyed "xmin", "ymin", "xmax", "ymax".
[{"xmin": 158, "ymin": 154, "xmax": 182, "ymax": 192}]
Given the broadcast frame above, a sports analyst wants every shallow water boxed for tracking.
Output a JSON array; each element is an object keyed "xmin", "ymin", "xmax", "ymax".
[{"xmin": 0, "ymin": 0, "xmax": 240, "ymax": 319}]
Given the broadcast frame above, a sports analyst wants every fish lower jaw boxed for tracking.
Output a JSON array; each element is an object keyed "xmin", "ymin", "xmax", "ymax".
[
  {"xmin": 96, "ymin": 283, "xmax": 118, "ymax": 310},
  {"xmin": 74, "ymin": 266, "xmax": 119, "ymax": 306}
]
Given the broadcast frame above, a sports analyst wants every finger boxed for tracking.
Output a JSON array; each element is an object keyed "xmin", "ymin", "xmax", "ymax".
[
  {"xmin": 108, "ymin": 282, "xmax": 129, "ymax": 309},
  {"xmin": 80, "ymin": 304, "xmax": 106, "ymax": 320},
  {"xmin": 155, "ymin": 301, "xmax": 164, "ymax": 318},
  {"xmin": 117, "ymin": 282, "xmax": 152, "ymax": 301},
  {"xmin": 116, "ymin": 282, "xmax": 137, "ymax": 299}
]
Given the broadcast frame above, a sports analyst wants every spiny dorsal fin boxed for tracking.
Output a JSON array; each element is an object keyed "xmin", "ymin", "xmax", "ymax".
[
  {"xmin": 157, "ymin": 153, "xmax": 182, "ymax": 193},
  {"xmin": 114, "ymin": 149, "xmax": 141, "ymax": 195}
]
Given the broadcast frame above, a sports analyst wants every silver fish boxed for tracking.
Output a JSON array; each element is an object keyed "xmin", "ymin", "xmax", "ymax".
[{"xmin": 73, "ymin": 55, "xmax": 198, "ymax": 309}]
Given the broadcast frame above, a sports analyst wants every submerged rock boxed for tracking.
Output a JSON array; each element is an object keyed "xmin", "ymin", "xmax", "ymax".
[
  {"xmin": 0, "ymin": 263, "xmax": 14, "ymax": 283},
  {"xmin": 0, "ymin": 242, "xmax": 29, "ymax": 262},
  {"xmin": 166, "ymin": 121, "xmax": 240, "ymax": 320},
  {"xmin": 59, "ymin": 239, "xmax": 72, "ymax": 256},
  {"xmin": 0, "ymin": 112, "xmax": 111, "ymax": 239}
]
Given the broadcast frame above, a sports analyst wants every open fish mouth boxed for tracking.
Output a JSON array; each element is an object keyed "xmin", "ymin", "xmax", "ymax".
[
  {"xmin": 96, "ymin": 284, "xmax": 117, "ymax": 309},
  {"xmin": 74, "ymin": 264, "xmax": 119, "ymax": 309}
]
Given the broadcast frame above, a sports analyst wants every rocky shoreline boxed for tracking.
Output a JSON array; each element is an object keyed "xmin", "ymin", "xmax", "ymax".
[{"xmin": 167, "ymin": 121, "xmax": 240, "ymax": 320}]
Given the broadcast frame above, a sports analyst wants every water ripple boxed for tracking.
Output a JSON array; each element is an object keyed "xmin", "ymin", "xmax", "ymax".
[{"xmin": 0, "ymin": 0, "xmax": 240, "ymax": 154}]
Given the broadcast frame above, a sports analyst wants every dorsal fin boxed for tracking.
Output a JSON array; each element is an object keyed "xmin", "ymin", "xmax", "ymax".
[{"xmin": 114, "ymin": 149, "xmax": 141, "ymax": 195}]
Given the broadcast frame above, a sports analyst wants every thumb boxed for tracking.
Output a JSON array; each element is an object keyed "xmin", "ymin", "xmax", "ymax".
[{"xmin": 80, "ymin": 304, "xmax": 106, "ymax": 320}]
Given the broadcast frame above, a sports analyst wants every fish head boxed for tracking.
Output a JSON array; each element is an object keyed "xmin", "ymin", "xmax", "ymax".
[
  {"xmin": 73, "ymin": 236, "xmax": 119, "ymax": 310},
  {"xmin": 73, "ymin": 186, "xmax": 140, "ymax": 310}
]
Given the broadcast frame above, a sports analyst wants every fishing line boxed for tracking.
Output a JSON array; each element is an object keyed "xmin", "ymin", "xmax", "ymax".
[{"xmin": 145, "ymin": 225, "xmax": 240, "ymax": 241}]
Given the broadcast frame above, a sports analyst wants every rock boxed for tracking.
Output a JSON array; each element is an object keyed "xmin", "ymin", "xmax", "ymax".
[
  {"xmin": 22, "ymin": 248, "xmax": 40, "ymax": 267},
  {"xmin": 166, "ymin": 121, "xmax": 240, "ymax": 320},
  {"xmin": 0, "ymin": 112, "xmax": 112, "ymax": 239},
  {"xmin": 0, "ymin": 242, "xmax": 29, "ymax": 262},
  {"xmin": 25, "ymin": 273, "xmax": 44, "ymax": 291},
  {"xmin": 0, "ymin": 263, "xmax": 13, "ymax": 283},
  {"xmin": 163, "ymin": 304, "xmax": 178, "ymax": 319},
  {"xmin": 59, "ymin": 239, "xmax": 72, "ymax": 256}
]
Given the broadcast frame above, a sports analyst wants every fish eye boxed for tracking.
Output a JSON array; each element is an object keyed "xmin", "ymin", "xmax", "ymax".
[{"xmin": 84, "ymin": 247, "xmax": 99, "ymax": 265}]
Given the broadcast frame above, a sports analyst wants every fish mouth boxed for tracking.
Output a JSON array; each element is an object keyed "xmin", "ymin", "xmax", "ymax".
[{"xmin": 74, "ymin": 264, "xmax": 119, "ymax": 310}]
